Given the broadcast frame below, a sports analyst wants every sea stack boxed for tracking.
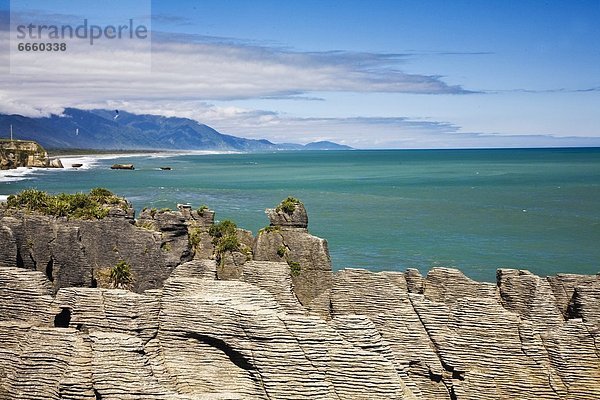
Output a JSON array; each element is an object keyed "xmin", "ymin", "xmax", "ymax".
[{"xmin": 111, "ymin": 163, "xmax": 135, "ymax": 170}]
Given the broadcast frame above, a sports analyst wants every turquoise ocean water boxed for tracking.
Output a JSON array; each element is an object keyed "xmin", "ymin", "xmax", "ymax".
[{"xmin": 1, "ymin": 148, "xmax": 599, "ymax": 281}]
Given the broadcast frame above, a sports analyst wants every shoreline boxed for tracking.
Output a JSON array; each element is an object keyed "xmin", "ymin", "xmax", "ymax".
[{"xmin": 1, "ymin": 149, "xmax": 243, "ymax": 184}]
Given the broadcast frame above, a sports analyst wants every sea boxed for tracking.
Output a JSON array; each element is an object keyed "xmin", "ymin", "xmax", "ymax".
[{"xmin": 1, "ymin": 148, "xmax": 599, "ymax": 282}]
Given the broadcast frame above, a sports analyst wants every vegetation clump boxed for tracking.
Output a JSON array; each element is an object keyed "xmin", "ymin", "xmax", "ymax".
[
  {"xmin": 277, "ymin": 245, "xmax": 287, "ymax": 257},
  {"xmin": 209, "ymin": 220, "xmax": 237, "ymax": 239},
  {"xmin": 276, "ymin": 196, "xmax": 302, "ymax": 215},
  {"xmin": 258, "ymin": 225, "xmax": 280, "ymax": 235},
  {"xmin": 4, "ymin": 188, "xmax": 126, "ymax": 219},
  {"xmin": 188, "ymin": 227, "xmax": 202, "ymax": 248},
  {"xmin": 287, "ymin": 260, "xmax": 301, "ymax": 276},
  {"xmin": 216, "ymin": 234, "xmax": 239, "ymax": 253},
  {"xmin": 198, "ymin": 205, "xmax": 209, "ymax": 216},
  {"xmin": 209, "ymin": 219, "xmax": 240, "ymax": 258},
  {"xmin": 109, "ymin": 260, "xmax": 133, "ymax": 289},
  {"xmin": 137, "ymin": 220, "xmax": 156, "ymax": 231}
]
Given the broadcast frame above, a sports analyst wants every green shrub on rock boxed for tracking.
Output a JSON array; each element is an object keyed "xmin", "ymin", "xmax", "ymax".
[
  {"xmin": 216, "ymin": 235, "xmax": 239, "ymax": 253},
  {"xmin": 188, "ymin": 227, "xmax": 202, "ymax": 247},
  {"xmin": 209, "ymin": 219, "xmax": 240, "ymax": 260},
  {"xmin": 89, "ymin": 187, "xmax": 114, "ymax": 199},
  {"xmin": 209, "ymin": 220, "xmax": 237, "ymax": 239},
  {"xmin": 109, "ymin": 260, "xmax": 132, "ymax": 289},
  {"xmin": 287, "ymin": 260, "xmax": 301, "ymax": 276},
  {"xmin": 198, "ymin": 205, "xmax": 209, "ymax": 216},
  {"xmin": 277, "ymin": 246, "xmax": 287, "ymax": 257},
  {"xmin": 137, "ymin": 220, "xmax": 156, "ymax": 231},
  {"xmin": 4, "ymin": 188, "xmax": 124, "ymax": 219},
  {"xmin": 258, "ymin": 225, "xmax": 280, "ymax": 235},
  {"xmin": 276, "ymin": 196, "xmax": 302, "ymax": 215}
]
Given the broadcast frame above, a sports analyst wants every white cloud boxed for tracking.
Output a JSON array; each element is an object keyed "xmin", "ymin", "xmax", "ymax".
[
  {"xmin": 1, "ymin": 17, "xmax": 598, "ymax": 148},
  {"xmin": 0, "ymin": 25, "xmax": 470, "ymax": 116}
]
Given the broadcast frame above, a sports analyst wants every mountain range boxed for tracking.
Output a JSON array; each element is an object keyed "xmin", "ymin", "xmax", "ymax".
[{"xmin": 0, "ymin": 108, "xmax": 352, "ymax": 151}]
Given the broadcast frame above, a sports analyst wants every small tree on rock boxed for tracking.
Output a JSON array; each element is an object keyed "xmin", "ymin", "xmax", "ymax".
[{"xmin": 109, "ymin": 260, "xmax": 132, "ymax": 289}]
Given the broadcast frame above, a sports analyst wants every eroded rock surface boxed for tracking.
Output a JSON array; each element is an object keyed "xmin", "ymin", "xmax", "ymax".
[
  {"xmin": 255, "ymin": 200, "xmax": 332, "ymax": 317},
  {"xmin": 0, "ymin": 198, "xmax": 599, "ymax": 399},
  {"xmin": 2, "ymin": 262, "xmax": 598, "ymax": 399},
  {"xmin": 0, "ymin": 140, "xmax": 62, "ymax": 170},
  {"xmin": 0, "ymin": 206, "xmax": 192, "ymax": 293}
]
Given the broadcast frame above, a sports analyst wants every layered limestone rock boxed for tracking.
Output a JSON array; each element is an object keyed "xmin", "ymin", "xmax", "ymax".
[
  {"xmin": 215, "ymin": 227, "xmax": 254, "ymax": 281},
  {"xmin": 0, "ymin": 197, "xmax": 599, "ymax": 399},
  {"xmin": 331, "ymin": 267, "xmax": 600, "ymax": 400},
  {"xmin": 265, "ymin": 200, "xmax": 308, "ymax": 228},
  {"xmin": 497, "ymin": 268, "xmax": 565, "ymax": 332},
  {"xmin": 0, "ymin": 140, "xmax": 63, "ymax": 170},
  {"xmin": 0, "ymin": 205, "xmax": 192, "ymax": 294},
  {"xmin": 179, "ymin": 204, "xmax": 216, "ymax": 260},
  {"xmin": 0, "ymin": 266, "xmax": 421, "ymax": 399},
  {"xmin": 2, "ymin": 261, "xmax": 598, "ymax": 399},
  {"xmin": 254, "ymin": 199, "xmax": 332, "ymax": 317}
]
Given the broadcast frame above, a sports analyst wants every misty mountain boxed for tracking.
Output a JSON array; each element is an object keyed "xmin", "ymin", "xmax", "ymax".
[{"xmin": 0, "ymin": 108, "xmax": 352, "ymax": 151}]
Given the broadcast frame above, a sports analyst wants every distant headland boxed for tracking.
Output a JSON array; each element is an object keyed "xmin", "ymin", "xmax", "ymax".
[{"xmin": 0, "ymin": 139, "xmax": 63, "ymax": 170}]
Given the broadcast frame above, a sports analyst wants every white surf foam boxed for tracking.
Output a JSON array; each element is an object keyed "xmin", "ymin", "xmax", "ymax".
[
  {"xmin": 0, "ymin": 151, "xmax": 240, "ymax": 184},
  {"xmin": 59, "ymin": 155, "xmax": 105, "ymax": 170},
  {"xmin": 58, "ymin": 153, "xmax": 162, "ymax": 169},
  {"xmin": 0, "ymin": 166, "xmax": 39, "ymax": 183}
]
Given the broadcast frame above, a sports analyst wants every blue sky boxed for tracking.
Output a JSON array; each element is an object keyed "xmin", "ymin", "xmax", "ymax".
[{"xmin": 1, "ymin": 0, "xmax": 599, "ymax": 148}]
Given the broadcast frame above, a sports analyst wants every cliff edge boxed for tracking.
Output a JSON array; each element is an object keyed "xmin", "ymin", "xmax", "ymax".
[
  {"xmin": 0, "ymin": 193, "xmax": 598, "ymax": 399},
  {"xmin": 0, "ymin": 139, "xmax": 63, "ymax": 170}
]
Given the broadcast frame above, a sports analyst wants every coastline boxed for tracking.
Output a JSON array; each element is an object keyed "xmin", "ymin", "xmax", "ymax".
[
  {"xmin": 0, "ymin": 149, "xmax": 243, "ymax": 203},
  {"xmin": 55, "ymin": 150, "xmax": 244, "ymax": 168},
  {"xmin": 0, "ymin": 148, "xmax": 243, "ymax": 182}
]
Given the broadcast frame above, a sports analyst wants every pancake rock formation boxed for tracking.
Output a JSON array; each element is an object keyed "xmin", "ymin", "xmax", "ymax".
[{"xmin": 0, "ymin": 194, "xmax": 599, "ymax": 399}]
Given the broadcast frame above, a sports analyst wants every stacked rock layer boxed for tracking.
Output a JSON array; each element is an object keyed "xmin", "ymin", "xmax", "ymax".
[{"xmin": 0, "ymin": 199, "xmax": 598, "ymax": 399}]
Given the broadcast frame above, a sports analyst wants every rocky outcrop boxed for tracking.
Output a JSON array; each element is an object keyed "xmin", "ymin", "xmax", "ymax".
[
  {"xmin": 48, "ymin": 158, "xmax": 64, "ymax": 168},
  {"xmin": 1, "ymin": 262, "xmax": 599, "ymax": 399},
  {"xmin": 331, "ymin": 267, "xmax": 600, "ymax": 399},
  {"xmin": 265, "ymin": 200, "xmax": 308, "ymax": 228},
  {"xmin": 0, "ymin": 196, "xmax": 599, "ymax": 399},
  {"xmin": 177, "ymin": 204, "xmax": 216, "ymax": 260},
  {"xmin": 255, "ymin": 199, "xmax": 332, "ymax": 317},
  {"xmin": 0, "ymin": 205, "xmax": 192, "ymax": 294},
  {"xmin": 110, "ymin": 164, "xmax": 134, "ymax": 170},
  {"xmin": 0, "ymin": 140, "xmax": 63, "ymax": 170}
]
